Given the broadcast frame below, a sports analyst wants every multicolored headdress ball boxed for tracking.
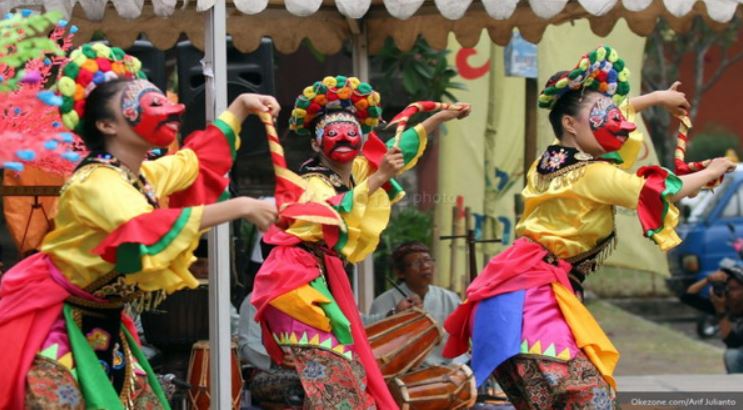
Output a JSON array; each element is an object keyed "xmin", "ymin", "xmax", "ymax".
[
  {"xmin": 538, "ymin": 45, "xmax": 630, "ymax": 110},
  {"xmin": 289, "ymin": 75, "xmax": 382, "ymax": 136},
  {"xmin": 56, "ymin": 43, "xmax": 146, "ymax": 133}
]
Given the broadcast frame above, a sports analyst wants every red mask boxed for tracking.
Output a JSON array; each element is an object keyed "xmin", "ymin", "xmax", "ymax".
[
  {"xmin": 319, "ymin": 121, "xmax": 362, "ymax": 163},
  {"xmin": 588, "ymin": 99, "xmax": 636, "ymax": 152},
  {"xmin": 120, "ymin": 80, "xmax": 185, "ymax": 147}
]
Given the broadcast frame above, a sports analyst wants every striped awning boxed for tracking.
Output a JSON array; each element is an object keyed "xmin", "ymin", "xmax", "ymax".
[{"xmin": 3, "ymin": 0, "xmax": 741, "ymax": 53}]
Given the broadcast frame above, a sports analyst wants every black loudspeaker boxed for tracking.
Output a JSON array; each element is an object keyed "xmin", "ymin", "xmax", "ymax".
[
  {"xmin": 176, "ymin": 38, "xmax": 275, "ymax": 195},
  {"xmin": 125, "ymin": 39, "xmax": 167, "ymax": 91}
]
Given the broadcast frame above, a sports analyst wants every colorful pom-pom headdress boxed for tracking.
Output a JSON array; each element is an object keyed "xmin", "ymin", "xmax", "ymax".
[
  {"xmin": 56, "ymin": 42, "xmax": 146, "ymax": 134},
  {"xmin": 538, "ymin": 45, "xmax": 630, "ymax": 110},
  {"xmin": 0, "ymin": 9, "xmax": 85, "ymax": 174},
  {"xmin": 289, "ymin": 75, "xmax": 382, "ymax": 136}
]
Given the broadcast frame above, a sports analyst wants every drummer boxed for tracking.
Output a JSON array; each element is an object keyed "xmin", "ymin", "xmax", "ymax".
[{"xmin": 369, "ymin": 241, "xmax": 470, "ymax": 365}]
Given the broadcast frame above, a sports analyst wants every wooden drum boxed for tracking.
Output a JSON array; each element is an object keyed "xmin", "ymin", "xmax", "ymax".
[
  {"xmin": 389, "ymin": 364, "xmax": 477, "ymax": 410},
  {"xmin": 365, "ymin": 308, "xmax": 442, "ymax": 380},
  {"xmin": 186, "ymin": 340, "xmax": 244, "ymax": 410}
]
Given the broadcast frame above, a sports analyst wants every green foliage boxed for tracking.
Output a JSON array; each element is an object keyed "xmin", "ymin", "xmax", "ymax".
[
  {"xmin": 372, "ymin": 37, "xmax": 465, "ymax": 103},
  {"xmin": 642, "ymin": 16, "xmax": 743, "ymax": 167},
  {"xmin": 373, "ymin": 207, "xmax": 433, "ymax": 293},
  {"xmin": 686, "ymin": 125, "xmax": 741, "ymax": 162}
]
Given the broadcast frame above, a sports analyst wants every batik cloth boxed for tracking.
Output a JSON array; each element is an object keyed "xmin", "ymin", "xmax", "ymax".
[{"xmin": 494, "ymin": 351, "xmax": 615, "ymax": 410}]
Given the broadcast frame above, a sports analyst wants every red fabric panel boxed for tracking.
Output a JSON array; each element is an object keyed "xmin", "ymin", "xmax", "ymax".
[
  {"xmin": 361, "ymin": 132, "xmax": 387, "ymax": 171},
  {"xmin": 636, "ymin": 165, "xmax": 670, "ymax": 235},
  {"xmin": 169, "ymin": 125, "xmax": 233, "ymax": 207},
  {"xmin": 0, "ymin": 254, "xmax": 69, "ymax": 409},
  {"xmin": 321, "ymin": 252, "xmax": 398, "ymax": 409},
  {"xmin": 92, "ymin": 208, "xmax": 183, "ymax": 264}
]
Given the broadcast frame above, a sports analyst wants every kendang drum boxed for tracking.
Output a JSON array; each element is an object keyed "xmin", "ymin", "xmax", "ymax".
[
  {"xmin": 389, "ymin": 364, "xmax": 477, "ymax": 410},
  {"xmin": 365, "ymin": 308, "xmax": 442, "ymax": 380},
  {"xmin": 187, "ymin": 340, "xmax": 244, "ymax": 410}
]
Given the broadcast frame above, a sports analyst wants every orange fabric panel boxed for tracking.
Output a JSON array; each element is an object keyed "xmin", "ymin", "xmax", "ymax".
[{"xmin": 2, "ymin": 167, "xmax": 64, "ymax": 254}]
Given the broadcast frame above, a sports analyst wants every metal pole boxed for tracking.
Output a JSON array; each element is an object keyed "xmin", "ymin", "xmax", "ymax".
[
  {"xmin": 351, "ymin": 21, "xmax": 375, "ymax": 313},
  {"xmin": 524, "ymin": 78, "xmax": 538, "ymax": 183},
  {"xmin": 204, "ymin": 3, "xmax": 231, "ymax": 409}
]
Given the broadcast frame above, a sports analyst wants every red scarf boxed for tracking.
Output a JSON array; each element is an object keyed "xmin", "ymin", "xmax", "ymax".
[{"xmin": 252, "ymin": 226, "xmax": 398, "ymax": 409}]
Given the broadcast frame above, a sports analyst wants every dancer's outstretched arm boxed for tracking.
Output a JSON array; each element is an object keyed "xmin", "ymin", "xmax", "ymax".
[
  {"xmin": 630, "ymin": 81, "xmax": 689, "ymax": 116},
  {"xmin": 199, "ymin": 197, "xmax": 277, "ymax": 231},
  {"xmin": 671, "ymin": 157, "xmax": 736, "ymax": 201}
]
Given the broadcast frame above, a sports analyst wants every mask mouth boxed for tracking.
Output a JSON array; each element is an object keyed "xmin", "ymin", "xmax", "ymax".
[
  {"xmin": 614, "ymin": 130, "xmax": 630, "ymax": 143},
  {"xmin": 329, "ymin": 139, "xmax": 361, "ymax": 152},
  {"xmin": 158, "ymin": 113, "xmax": 183, "ymax": 132}
]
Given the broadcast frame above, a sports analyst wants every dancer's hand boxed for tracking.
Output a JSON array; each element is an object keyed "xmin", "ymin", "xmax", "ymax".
[
  {"xmin": 241, "ymin": 197, "xmax": 278, "ymax": 231},
  {"xmin": 420, "ymin": 103, "xmax": 471, "ymax": 134},
  {"xmin": 241, "ymin": 93, "xmax": 280, "ymax": 118},
  {"xmin": 367, "ymin": 148, "xmax": 404, "ymax": 193},
  {"xmin": 656, "ymin": 81, "xmax": 690, "ymax": 117},
  {"xmin": 706, "ymin": 157, "xmax": 736, "ymax": 179},
  {"xmin": 674, "ymin": 157, "xmax": 736, "ymax": 201},
  {"xmin": 378, "ymin": 147, "xmax": 405, "ymax": 179},
  {"xmin": 439, "ymin": 103, "xmax": 472, "ymax": 121}
]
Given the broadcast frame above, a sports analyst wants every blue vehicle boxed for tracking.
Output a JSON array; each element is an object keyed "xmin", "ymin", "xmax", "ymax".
[{"xmin": 667, "ymin": 165, "xmax": 743, "ymax": 336}]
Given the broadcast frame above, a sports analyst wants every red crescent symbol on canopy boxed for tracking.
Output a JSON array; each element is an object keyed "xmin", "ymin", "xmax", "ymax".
[{"xmin": 456, "ymin": 48, "xmax": 490, "ymax": 80}]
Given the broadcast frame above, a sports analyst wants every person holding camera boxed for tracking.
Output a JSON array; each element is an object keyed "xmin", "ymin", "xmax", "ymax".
[{"xmin": 688, "ymin": 265, "xmax": 743, "ymax": 373}]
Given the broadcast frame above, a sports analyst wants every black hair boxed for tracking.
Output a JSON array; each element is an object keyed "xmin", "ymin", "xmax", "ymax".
[
  {"xmin": 391, "ymin": 241, "xmax": 431, "ymax": 273},
  {"xmin": 80, "ymin": 78, "xmax": 131, "ymax": 151},
  {"xmin": 308, "ymin": 116, "xmax": 323, "ymax": 140},
  {"xmin": 546, "ymin": 71, "xmax": 600, "ymax": 139}
]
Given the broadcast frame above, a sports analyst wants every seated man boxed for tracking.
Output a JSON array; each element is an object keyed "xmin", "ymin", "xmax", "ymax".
[{"xmin": 369, "ymin": 241, "xmax": 469, "ymax": 365}]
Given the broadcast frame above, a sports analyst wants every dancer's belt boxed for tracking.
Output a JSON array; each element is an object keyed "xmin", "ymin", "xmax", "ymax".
[
  {"xmin": 530, "ymin": 232, "xmax": 617, "ymax": 294},
  {"xmin": 66, "ymin": 270, "xmax": 166, "ymax": 313}
]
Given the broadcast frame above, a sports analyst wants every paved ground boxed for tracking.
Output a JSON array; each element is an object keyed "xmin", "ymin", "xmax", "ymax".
[
  {"xmin": 610, "ymin": 297, "xmax": 724, "ymax": 348},
  {"xmin": 616, "ymin": 374, "xmax": 743, "ymax": 391},
  {"xmin": 586, "ymin": 298, "xmax": 726, "ymax": 375}
]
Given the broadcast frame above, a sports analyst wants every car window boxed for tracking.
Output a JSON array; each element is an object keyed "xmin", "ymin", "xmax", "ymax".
[
  {"xmin": 722, "ymin": 183, "xmax": 743, "ymax": 218},
  {"xmin": 686, "ymin": 191, "xmax": 714, "ymax": 223},
  {"xmin": 691, "ymin": 176, "xmax": 733, "ymax": 222}
]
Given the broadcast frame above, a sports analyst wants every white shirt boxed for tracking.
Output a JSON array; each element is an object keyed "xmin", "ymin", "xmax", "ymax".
[
  {"xmin": 368, "ymin": 283, "xmax": 469, "ymax": 366},
  {"xmin": 237, "ymin": 293, "xmax": 271, "ymax": 371}
]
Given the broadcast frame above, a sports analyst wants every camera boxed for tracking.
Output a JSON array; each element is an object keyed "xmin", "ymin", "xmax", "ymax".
[{"xmin": 711, "ymin": 281, "xmax": 727, "ymax": 297}]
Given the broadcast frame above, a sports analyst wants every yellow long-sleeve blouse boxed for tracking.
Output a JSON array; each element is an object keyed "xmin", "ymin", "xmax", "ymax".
[
  {"xmin": 516, "ymin": 103, "xmax": 681, "ymax": 259},
  {"xmin": 285, "ymin": 124, "xmax": 427, "ymax": 263},
  {"xmin": 40, "ymin": 112, "xmax": 240, "ymax": 293}
]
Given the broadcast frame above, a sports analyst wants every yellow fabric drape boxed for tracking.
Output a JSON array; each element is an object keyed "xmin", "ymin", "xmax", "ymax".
[
  {"xmin": 552, "ymin": 282, "xmax": 619, "ymax": 389},
  {"xmin": 269, "ymin": 285, "xmax": 333, "ymax": 332}
]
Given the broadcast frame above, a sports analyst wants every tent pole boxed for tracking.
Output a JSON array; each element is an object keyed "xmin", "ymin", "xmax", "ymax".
[
  {"xmin": 524, "ymin": 78, "xmax": 537, "ymax": 184},
  {"xmin": 351, "ymin": 21, "xmax": 374, "ymax": 313},
  {"xmin": 204, "ymin": 3, "xmax": 231, "ymax": 410}
]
